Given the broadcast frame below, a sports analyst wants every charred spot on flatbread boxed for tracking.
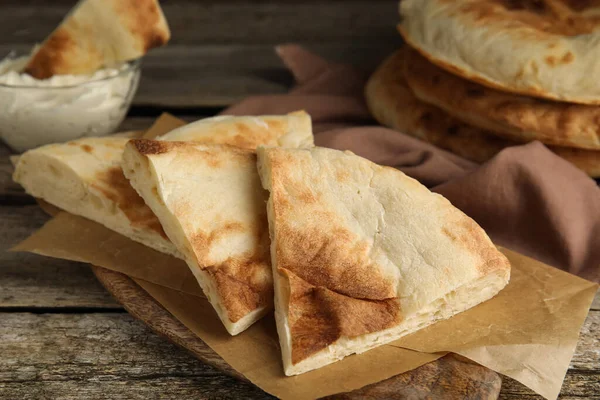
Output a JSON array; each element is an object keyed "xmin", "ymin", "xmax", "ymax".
[
  {"xmin": 92, "ymin": 166, "xmax": 167, "ymax": 238},
  {"xmin": 284, "ymin": 269, "xmax": 400, "ymax": 364}
]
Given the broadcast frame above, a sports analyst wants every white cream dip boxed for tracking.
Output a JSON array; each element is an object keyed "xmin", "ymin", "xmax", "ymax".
[{"xmin": 0, "ymin": 55, "xmax": 140, "ymax": 152}]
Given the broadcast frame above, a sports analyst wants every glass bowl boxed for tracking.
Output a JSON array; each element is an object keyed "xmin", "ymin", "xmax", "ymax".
[{"xmin": 0, "ymin": 57, "xmax": 141, "ymax": 152}]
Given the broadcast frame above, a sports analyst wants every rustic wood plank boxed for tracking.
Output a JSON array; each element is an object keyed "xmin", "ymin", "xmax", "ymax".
[
  {"xmin": 0, "ymin": 313, "xmax": 272, "ymax": 400},
  {"xmin": 134, "ymin": 44, "xmax": 398, "ymax": 107},
  {"xmin": 0, "ymin": 254, "xmax": 119, "ymax": 309},
  {"xmin": 500, "ymin": 374, "xmax": 600, "ymax": 399},
  {"xmin": 0, "ymin": 311, "xmax": 597, "ymax": 399},
  {"xmin": 0, "ymin": 145, "xmax": 26, "ymax": 204},
  {"xmin": 0, "ymin": 205, "xmax": 119, "ymax": 308},
  {"xmin": 0, "ymin": 381, "xmax": 270, "ymax": 400},
  {"xmin": 570, "ymin": 310, "xmax": 600, "ymax": 371},
  {"xmin": 2, "ymin": 1, "xmax": 400, "ymax": 46},
  {"xmin": 1, "ymin": 205, "xmax": 55, "ymax": 247},
  {"xmin": 592, "ymin": 290, "xmax": 600, "ymax": 310}
]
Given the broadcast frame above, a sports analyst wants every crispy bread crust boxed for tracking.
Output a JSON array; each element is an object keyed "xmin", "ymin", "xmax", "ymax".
[
  {"xmin": 123, "ymin": 140, "xmax": 273, "ymax": 333},
  {"xmin": 364, "ymin": 48, "xmax": 600, "ymax": 177},
  {"xmin": 25, "ymin": 0, "xmax": 170, "ymax": 78},
  {"xmin": 258, "ymin": 146, "xmax": 510, "ymax": 374},
  {"xmin": 404, "ymin": 47, "xmax": 600, "ymax": 150},
  {"xmin": 12, "ymin": 137, "xmax": 177, "ymax": 255}
]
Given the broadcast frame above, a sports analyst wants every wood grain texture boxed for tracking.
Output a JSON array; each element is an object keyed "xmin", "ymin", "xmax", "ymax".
[
  {"xmin": 500, "ymin": 375, "xmax": 600, "ymax": 400},
  {"xmin": 0, "ymin": 253, "xmax": 119, "ymax": 309},
  {"xmin": 0, "ymin": 205, "xmax": 52, "ymax": 245},
  {"xmin": 0, "ymin": 313, "xmax": 273, "ymax": 400},
  {"xmin": 1, "ymin": 296, "xmax": 597, "ymax": 399},
  {"xmin": 0, "ymin": 206, "xmax": 119, "ymax": 308},
  {"xmin": 92, "ymin": 267, "xmax": 241, "ymax": 379},
  {"xmin": 2, "ymin": 1, "xmax": 399, "ymax": 46},
  {"xmin": 0, "ymin": 145, "xmax": 27, "ymax": 204}
]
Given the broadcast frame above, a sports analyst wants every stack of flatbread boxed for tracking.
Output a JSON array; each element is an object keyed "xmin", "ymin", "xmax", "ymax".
[
  {"xmin": 14, "ymin": 111, "xmax": 510, "ymax": 375},
  {"xmin": 366, "ymin": 0, "xmax": 600, "ymax": 177}
]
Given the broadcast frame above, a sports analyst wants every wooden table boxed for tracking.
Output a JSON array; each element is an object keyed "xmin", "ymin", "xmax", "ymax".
[{"xmin": 1, "ymin": 1, "xmax": 599, "ymax": 399}]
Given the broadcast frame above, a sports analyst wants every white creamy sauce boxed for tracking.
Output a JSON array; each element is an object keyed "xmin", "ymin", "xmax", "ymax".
[{"xmin": 0, "ymin": 55, "xmax": 139, "ymax": 152}]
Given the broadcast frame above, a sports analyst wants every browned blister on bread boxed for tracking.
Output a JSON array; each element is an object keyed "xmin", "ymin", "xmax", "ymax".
[
  {"xmin": 283, "ymin": 269, "xmax": 401, "ymax": 365},
  {"xmin": 122, "ymin": 140, "xmax": 274, "ymax": 335},
  {"xmin": 91, "ymin": 166, "xmax": 167, "ymax": 239},
  {"xmin": 12, "ymin": 136, "xmax": 179, "ymax": 256}
]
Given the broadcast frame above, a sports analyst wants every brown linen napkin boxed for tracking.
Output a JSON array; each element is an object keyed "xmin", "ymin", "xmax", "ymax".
[{"xmin": 223, "ymin": 45, "xmax": 600, "ymax": 282}]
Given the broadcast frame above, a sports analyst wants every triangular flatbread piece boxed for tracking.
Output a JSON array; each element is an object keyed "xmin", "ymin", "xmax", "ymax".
[
  {"xmin": 13, "ymin": 112, "xmax": 313, "ymax": 257},
  {"xmin": 24, "ymin": 0, "xmax": 170, "ymax": 78},
  {"xmin": 13, "ymin": 134, "xmax": 178, "ymax": 256},
  {"xmin": 257, "ymin": 146, "xmax": 510, "ymax": 375},
  {"xmin": 122, "ymin": 140, "xmax": 271, "ymax": 335}
]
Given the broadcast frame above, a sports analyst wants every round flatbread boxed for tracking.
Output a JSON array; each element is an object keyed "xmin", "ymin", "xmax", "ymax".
[
  {"xmin": 399, "ymin": 0, "xmax": 600, "ymax": 104},
  {"xmin": 364, "ymin": 48, "xmax": 600, "ymax": 177},
  {"xmin": 403, "ymin": 47, "xmax": 600, "ymax": 150}
]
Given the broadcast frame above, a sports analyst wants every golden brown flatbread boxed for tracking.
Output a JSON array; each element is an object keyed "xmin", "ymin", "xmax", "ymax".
[
  {"xmin": 12, "ymin": 112, "xmax": 315, "ymax": 257},
  {"xmin": 257, "ymin": 145, "xmax": 510, "ymax": 375},
  {"xmin": 13, "ymin": 136, "xmax": 178, "ymax": 256},
  {"xmin": 123, "ymin": 140, "xmax": 272, "ymax": 335},
  {"xmin": 25, "ymin": 0, "xmax": 170, "ymax": 78},
  {"xmin": 364, "ymin": 48, "xmax": 600, "ymax": 177},
  {"xmin": 404, "ymin": 47, "xmax": 600, "ymax": 150},
  {"xmin": 399, "ymin": 0, "xmax": 600, "ymax": 104}
]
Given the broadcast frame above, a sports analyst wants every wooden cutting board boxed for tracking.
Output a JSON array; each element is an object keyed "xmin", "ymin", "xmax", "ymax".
[{"xmin": 92, "ymin": 265, "xmax": 502, "ymax": 399}]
